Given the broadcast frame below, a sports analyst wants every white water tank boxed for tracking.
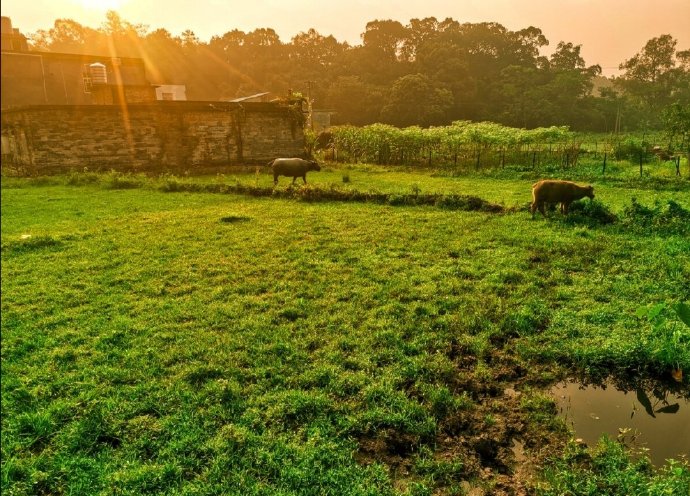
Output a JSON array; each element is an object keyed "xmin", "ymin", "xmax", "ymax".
[{"xmin": 89, "ymin": 63, "xmax": 107, "ymax": 84}]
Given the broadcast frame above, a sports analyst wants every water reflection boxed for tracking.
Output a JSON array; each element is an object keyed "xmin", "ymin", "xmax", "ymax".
[{"xmin": 551, "ymin": 379, "xmax": 690, "ymax": 465}]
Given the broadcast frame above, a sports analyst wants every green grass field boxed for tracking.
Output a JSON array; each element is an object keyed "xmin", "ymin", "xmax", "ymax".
[{"xmin": 2, "ymin": 165, "xmax": 689, "ymax": 495}]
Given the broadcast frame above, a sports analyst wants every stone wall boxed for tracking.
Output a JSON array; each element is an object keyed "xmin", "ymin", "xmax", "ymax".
[{"xmin": 1, "ymin": 101, "xmax": 305, "ymax": 174}]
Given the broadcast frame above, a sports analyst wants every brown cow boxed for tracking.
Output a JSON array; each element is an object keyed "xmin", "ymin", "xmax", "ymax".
[{"xmin": 531, "ymin": 180, "xmax": 594, "ymax": 218}]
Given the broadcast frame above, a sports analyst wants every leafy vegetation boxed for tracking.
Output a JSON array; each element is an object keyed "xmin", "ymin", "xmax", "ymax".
[
  {"xmin": 325, "ymin": 121, "xmax": 577, "ymax": 168},
  {"xmin": 2, "ymin": 166, "xmax": 689, "ymax": 494},
  {"xmin": 622, "ymin": 198, "xmax": 690, "ymax": 235},
  {"xmin": 539, "ymin": 438, "xmax": 690, "ymax": 496}
]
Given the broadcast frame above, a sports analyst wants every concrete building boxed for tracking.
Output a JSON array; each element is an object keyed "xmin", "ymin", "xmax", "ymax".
[
  {"xmin": 1, "ymin": 17, "xmax": 156, "ymax": 108},
  {"xmin": 1, "ymin": 18, "xmax": 307, "ymax": 173},
  {"xmin": 1, "ymin": 16, "xmax": 28, "ymax": 52}
]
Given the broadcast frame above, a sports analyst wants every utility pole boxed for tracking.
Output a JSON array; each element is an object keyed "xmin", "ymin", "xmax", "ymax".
[{"xmin": 306, "ymin": 81, "xmax": 315, "ymax": 131}]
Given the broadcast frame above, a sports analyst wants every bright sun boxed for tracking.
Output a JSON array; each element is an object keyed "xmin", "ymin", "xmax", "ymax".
[{"xmin": 79, "ymin": 0, "xmax": 125, "ymax": 11}]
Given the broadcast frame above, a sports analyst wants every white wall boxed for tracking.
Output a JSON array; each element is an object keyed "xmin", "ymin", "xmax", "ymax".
[{"xmin": 155, "ymin": 85, "xmax": 187, "ymax": 101}]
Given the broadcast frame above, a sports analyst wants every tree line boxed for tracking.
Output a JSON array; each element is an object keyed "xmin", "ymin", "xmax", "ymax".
[{"xmin": 29, "ymin": 12, "xmax": 690, "ymax": 132}]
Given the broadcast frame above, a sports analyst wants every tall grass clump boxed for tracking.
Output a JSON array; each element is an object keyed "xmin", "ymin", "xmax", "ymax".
[
  {"xmin": 561, "ymin": 200, "xmax": 618, "ymax": 227},
  {"xmin": 66, "ymin": 170, "xmax": 102, "ymax": 186},
  {"xmin": 101, "ymin": 171, "xmax": 144, "ymax": 190},
  {"xmin": 540, "ymin": 438, "xmax": 690, "ymax": 496},
  {"xmin": 622, "ymin": 198, "xmax": 690, "ymax": 235}
]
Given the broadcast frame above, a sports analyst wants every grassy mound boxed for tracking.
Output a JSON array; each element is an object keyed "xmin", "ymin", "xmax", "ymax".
[{"xmin": 159, "ymin": 179, "xmax": 505, "ymax": 212}]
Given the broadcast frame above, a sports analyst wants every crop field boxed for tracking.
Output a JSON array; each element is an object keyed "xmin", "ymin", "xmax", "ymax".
[{"xmin": 2, "ymin": 165, "xmax": 690, "ymax": 495}]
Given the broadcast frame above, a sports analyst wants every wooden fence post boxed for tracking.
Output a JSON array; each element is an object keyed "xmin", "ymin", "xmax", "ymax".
[{"xmin": 639, "ymin": 152, "xmax": 643, "ymax": 177}]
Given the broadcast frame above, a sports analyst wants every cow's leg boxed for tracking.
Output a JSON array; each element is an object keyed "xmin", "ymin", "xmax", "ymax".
[
  {"xmin": 292, "ymin": 176, "xmax": 297, "ymax": 184},
  {"xmin": 563, "ymin": 201, "xmax": 570, "ymax": 215},
  {"xmin": 274, "ymin": 174, "xmax": 279, "ymax": 185},
  {"xmin": 530, "ymin": 201, "xmax": 537, "ymax": 219},
  {"xmin": 538, "ymin": 202, "xmax": 546, "ymax": 217},
  {"xmin": 302, "ymin": 175, "xmax": 307, "ymax": 184}
]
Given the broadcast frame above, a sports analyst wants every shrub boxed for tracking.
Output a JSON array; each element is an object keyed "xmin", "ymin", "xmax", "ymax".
[
  {"xmin": 562, "ymin": 200, "xmax": 618, "ymax": 226},
  {"xmin": 613, "ymin": 137, "xmax": 648, "ymax": 161},
  {"xmin": 622, "ymin": 198, "xmax": 690, "ymax": 235}
]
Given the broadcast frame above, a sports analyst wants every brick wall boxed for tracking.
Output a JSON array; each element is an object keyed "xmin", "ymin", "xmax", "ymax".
[{"xmin": 1, "ymin": 101, "xmax": 305, "ymax": 174}]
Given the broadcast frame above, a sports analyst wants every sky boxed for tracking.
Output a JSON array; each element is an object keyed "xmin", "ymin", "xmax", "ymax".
[{"xmin": 2, "ymin": 0, "xmax": 689, "ymax": 76}]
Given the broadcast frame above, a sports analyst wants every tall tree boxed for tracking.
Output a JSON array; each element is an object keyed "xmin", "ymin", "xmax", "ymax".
[
  {"xmin": 30, "ymin": 18, "xmax": 98, "ymax": 53},
  {"xmin": 381, "ymin": 73, "xmax": 452, "ymax": 127},
  {"xmin": 326, "ymin": 76, "xmax": 384, "ymax": 125},
  {"xmin": 353, "ymin": 20, "xmax": 409, "ymax": 84},
  {"xmin": 617, "ymin": 35, "xmax": 688, "ymax": 119},
  {"xmin": 289, "ymin": 29, "xmax": 347, "ymax": 80}
]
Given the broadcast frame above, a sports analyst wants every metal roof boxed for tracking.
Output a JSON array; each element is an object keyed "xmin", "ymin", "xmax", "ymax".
[{"xmin": 228, "ymin": 92, "xmax": 270, "ymax": 102}]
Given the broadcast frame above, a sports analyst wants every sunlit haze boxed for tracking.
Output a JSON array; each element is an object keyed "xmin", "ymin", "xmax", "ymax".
[
  {"xmin": 2, "ymin": 0, "xmax": 690, "ymax": 76},
  {"xmin": 78, "ymin": 0, "xmax": 126, "ymax": 11}
]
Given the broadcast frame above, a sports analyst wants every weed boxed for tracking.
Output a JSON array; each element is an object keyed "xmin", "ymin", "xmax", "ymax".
[
  {"xmin": 636, "ymin": 302, "xmax": 690, "ymax": 379},
  {"xmin": 540, "ymin": 437, "xmax": 690, "ymax": 495},
  {"xmin": 102, "ymin": 171, "xmax": 143, "ymax": 190},
  {"xmin": 622, "ymin": 198, "xmax": 690, "ymax": 235},
  {"xmin": 66, "ymin": 170, "xmax": 101, "ymax": 186}
]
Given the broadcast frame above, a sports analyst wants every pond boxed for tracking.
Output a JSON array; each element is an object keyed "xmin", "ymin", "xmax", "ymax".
[{"xmin": 551, "ymin": 379, "xmax": 690, "ymax": 466}]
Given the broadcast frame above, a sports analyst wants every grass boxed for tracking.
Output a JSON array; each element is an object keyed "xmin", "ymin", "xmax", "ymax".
[
  {"xmin": 539, "ymin": 438, "xmax": 690, "ymax": 496},
  {"xmin": 2, "ymin": 165, "xmax": 689, "ymax": 494}
]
